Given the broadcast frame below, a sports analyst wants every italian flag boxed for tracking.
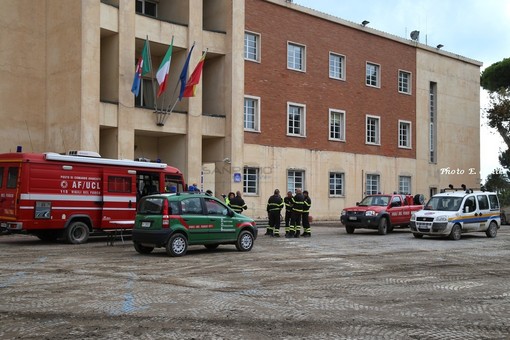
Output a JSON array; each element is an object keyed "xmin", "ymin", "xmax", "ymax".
[{"xmin": 156, "ymin": 37, "xmax": 174, "ymax": 98}]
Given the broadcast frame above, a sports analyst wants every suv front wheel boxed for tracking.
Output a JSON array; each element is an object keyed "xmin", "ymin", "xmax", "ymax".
[
  {"xmin": 236, "ymin": 230, "xmax": 254, "ymax": 252},
  {"xmin": 166, "ymin": 233, "xmax": 188, "ymax": 257}
]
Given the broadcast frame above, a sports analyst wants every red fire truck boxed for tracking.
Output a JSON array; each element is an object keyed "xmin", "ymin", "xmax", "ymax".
[{"xmin": 0, "ymin": 151, "xmax": 185, "ymax": 244}]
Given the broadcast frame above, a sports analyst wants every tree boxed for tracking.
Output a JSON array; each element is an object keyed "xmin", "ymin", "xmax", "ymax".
[
  {"xmin": 481, "ymin": 58, "xmax": 510, "ymax": 174},
  {"xmin": 481, "ymin": 58, "xmax": 510, "ymax": 92},
  {"xmin": 483, "ymin": 169, "xmax": 510, "ymax": 206}
]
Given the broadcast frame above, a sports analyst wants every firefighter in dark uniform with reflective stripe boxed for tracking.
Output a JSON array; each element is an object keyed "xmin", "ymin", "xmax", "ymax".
[
  {"xmin": 266, "ymin": 189, "xmax": 284, "ymax": 237},
  {"xmin": 229, "ymin": 191, "xmax": 247, "ymax": 214},
  {"xmin": 301, "ymin": 190, "xmax": 312, "ymax": 237},
  {"xmin": 287, "ymin": 188, "xmax": 304, "ymax": 238},
  {"xmin": 283, "ymin": 191, "xmax": 293, "ymax": 236}
]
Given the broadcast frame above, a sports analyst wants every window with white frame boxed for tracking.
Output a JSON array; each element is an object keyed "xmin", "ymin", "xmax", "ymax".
[
  {"xmin": 398, "ymin": 70, "xmax": 411, "ymax": 94},
  {"xmin": 366, "ymin": 115, "xmax": 380, "ymax": 145},
  {"xmin": 136, "ymin": 0, "xmax": 157, "ymax": 17},
  {"xmin": 329, "ymin": 52, "xmax": 345, "ymax": 80},
  {"xmin": 399, "ymin": 176, "xmax": 411, "ymax": 194},
  {"xmin": 329, "ymin": 172, "xmax": 344, "ymax": 196},
  {"xmin": 287, "ymin": 42, "xmax": 305, "ymax": 71},
  {"xmin": 366, "ymin": 174, "xmax": 380, "ymax": 195},
  {"xmin": 244, "ymin": 96, "xmax": 260, "ymax": 132},
  {"xmin": 398, "ymin": 120, "xmax": 411, "ymax": 148},
  {"xmin": 366, "ymin": 62, "xmax": 380, "ymax": 87},
  {"xmin": 287, "ymin": 170, "xmax": 305, "ymax": 193},
  {"xmin": 329, "ymin": 109, "xmax": 345, "ymax": 141},
  {"xmin": 243, "ymin": 167, "xmax": 259, "ymax": 194},
  {"xmin": 287, "ymin": 103, "xmax": 306, "ymax": 137},
  {"xmin": 244, "ymin": 32, "xmax": 260, "ymax": 62}
]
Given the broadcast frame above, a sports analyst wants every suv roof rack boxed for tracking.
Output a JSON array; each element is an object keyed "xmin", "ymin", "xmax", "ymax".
[{"xmin": 441, "ymin": 184, "xmax": 480, "ymax": 194}]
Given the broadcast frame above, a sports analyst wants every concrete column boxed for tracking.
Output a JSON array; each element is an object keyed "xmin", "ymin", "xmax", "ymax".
[
  {"xmin": 117, "ymin": 0, "xmax": 136, "ymax": 160},
  {"xmin": 185, "ymin": 0, "xmax": 204, "ymax": 186}
]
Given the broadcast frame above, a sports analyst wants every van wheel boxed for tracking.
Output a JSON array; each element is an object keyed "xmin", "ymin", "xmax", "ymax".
[
  {"xmin": 345, "ymin": 225, "xmax": 355, "ymax": 234},
  {"xmin": 236, "ymin": 230, "xmax": 254, "ymax": 251},
  {"xmin": 378, "ymin": 218, "xmax": 388, "ymax": 235},
  {"xmin": 166, "ymin": 234, "xmax": 187, "ymax": 257},
  {"xmin": 448, "ymin": 224, "xmax": 462, "ymax": 240},
  {"xmin": 485, "ymin": 221, "xmax": 498, "ymax": 238},
  {"xmin": 134, "ymin": 242, "xmax": 154, "ymax": 254},
  {"xmin": 65, "ymin": 221, "xmax": 89, "ymax": 244}
]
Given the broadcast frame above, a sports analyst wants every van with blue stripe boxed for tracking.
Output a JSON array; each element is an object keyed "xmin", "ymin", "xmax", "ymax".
[{"xmin": 410, "ymin": 185, "xmax": 500, "ymax": 240}]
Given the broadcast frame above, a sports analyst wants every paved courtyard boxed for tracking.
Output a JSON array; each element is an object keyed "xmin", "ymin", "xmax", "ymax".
[{"xmin": 1, "ymin": 223, "xmax": 509, "ymax": 339}]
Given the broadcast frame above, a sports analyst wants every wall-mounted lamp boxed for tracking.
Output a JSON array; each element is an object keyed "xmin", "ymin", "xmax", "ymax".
[
  {"xmin": 436, "ymin": 44, "xmax": 444, "ymax": 49},
  {"xmin": 361, "ymin": 20, "xmax": 370, "ymax": 27}
]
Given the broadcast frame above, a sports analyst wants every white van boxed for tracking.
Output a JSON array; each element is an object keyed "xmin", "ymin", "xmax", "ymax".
[{"xmin": 410, "ymin": 188, "xmax": 500, "ymax": 240}]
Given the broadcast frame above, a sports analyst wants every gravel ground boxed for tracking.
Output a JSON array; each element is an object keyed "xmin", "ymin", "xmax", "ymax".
[{"xmin": 1, "ymin": 223, "xmax": 509, "ymax": 339}]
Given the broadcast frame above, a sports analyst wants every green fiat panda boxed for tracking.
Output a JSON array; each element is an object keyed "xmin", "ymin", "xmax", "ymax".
[{"xmin": 132, "ymin": 192, "xmax": 257, "ymax": 256}]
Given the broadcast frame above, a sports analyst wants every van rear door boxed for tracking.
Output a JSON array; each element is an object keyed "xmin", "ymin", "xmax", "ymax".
[
  {"xmin": 101, "ymin": 171, "xmax": 137, "ymax": 228},
  {"xmin": 0, "ymin": 164, "xmax": 21, "ymax": 223}
]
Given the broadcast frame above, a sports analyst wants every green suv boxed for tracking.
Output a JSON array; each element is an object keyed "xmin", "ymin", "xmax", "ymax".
[{"xmin": 132, "ymin": 192, "xmax": 257, "ymax": 256}]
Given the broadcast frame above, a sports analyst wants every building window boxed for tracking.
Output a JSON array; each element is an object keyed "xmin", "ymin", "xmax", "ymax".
[
  {"xmin": 136, "ymin": 0, "xmax": 157, "ymax": 17},
  {"xmin": 329, "ymin": 109, "xmax": 345, "ymax": 141},
  {"xmin": 243, "ymin": 167, "xmax": 259, "ymax": 194},
  {"xmin": 287, "ymin": 42, "xmax": 305, "ymax": 72},
  {"xmin": 366, "ymin": 174, "xmax": 380, "ymax": 195},
  {"xmin": 399, "ymin": 176, "xmax": 411, "ymax": 194},
  {"xmin": 244, "ymin": 32, "xmax": 260, "ymax": 62},
  {"xmin": 287, "ymin": 103, "xmax": 306, "ymax": 137},
  {"xmin": 366, "ymin": 62, "xmax": 380, "ymax": 87},
  {"xmin": 329, "ymin": 172, "xmax": 344, "ymax": 196},
  {"xmin": 329, "ymin": 52, "xmax": 345, "ymax": 80},
  {"xmin": 366, "ymin": 115, "xmax": 380, "ymax": 145},
  {"xmin": 429, "ymin": 82, "xmax": 437, "ymax": 163},
  {"xmin": 399, "ymin": 120, "xmax": 411, "ymax": 148},
  {"xmin": 244, "ymin": 96, "xmax": 260, "ymax": 132},
  {"xmin": 288, "ymin": 170, "xmax": 305, "ymax": 193},
  {"xmin": 398, "ymin": 70, "xmax": 412, "ymax": 94}
]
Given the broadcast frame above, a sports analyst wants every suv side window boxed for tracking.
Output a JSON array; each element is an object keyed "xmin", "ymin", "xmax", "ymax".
[
  {"xmin": 488, "ymin": 194, "xmax": 500, "ymax": 210},
  {"xmin": 181, "ymin": 197, "xmax": 203, "ymax": 214},
  {"xmin": 463, "ymin": 196, "xmax": 477, "ymax": 213},
  {"xmin": 205, "ymin": 198, "xmax": 226, "ymax": 215},
  {"xmin": 477, "ymin": 194, "xmax": 489, "ymax": 210}
]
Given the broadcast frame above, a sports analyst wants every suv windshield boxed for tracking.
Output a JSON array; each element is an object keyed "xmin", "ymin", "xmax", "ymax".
[
  {"xmin": 424, "ymin": 196, "xmax": 462, "ymax": 211},
  {"xmin": 359, "ymin": 196, "xmax": 389, "ymax": 206}
]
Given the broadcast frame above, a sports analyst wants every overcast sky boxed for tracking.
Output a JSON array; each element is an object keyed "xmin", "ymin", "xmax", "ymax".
[{"xmin": 295, "ymin": 0, "xmax": 510, "ymax": 181}]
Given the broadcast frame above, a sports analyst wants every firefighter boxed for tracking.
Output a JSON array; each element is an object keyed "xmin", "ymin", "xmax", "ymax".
[
  {"xmin": 301, "ymin": 190, "xmax": 312, "ymax": 237},
  {"xmin": 287, "ymin": 188, "xmax": 304, "ymax": 238},
  {"xmin": 266, "ymin": 189, "xmax": 284, "ymax": 237},
  {"xmin": 229, "ymin": 191, "xmax": 247, "ymax": 214},
  {"xmin": 284, "ymin": 191, "xmax": 293, "ymax": 236}
]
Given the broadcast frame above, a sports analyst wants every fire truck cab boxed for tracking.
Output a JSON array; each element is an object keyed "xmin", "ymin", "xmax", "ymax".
[{"xmin": 0, "ymin": 151, "xmax": 185, "ymax": 244}]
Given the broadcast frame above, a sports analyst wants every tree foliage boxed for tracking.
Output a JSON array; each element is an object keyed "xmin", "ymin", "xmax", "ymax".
[{"xmin": 481, "ymin": 58, "xmax": 510, "ymax": 92}]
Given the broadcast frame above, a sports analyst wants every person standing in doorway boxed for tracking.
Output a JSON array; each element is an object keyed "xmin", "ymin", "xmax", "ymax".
[
  {"xmin": 301, "ymin": 190, "xmax": 312, "ymax": 237},
  {"xmin": 287, "ymin": 188, "xmax": 304, "ymax": 238},
  {"xmin": 266, "ymin": 189, "xmax": 284, "ymax": 237},
  {"xmin": 284, "ymin": 191, "xmax": 293, "ymax": 236}
]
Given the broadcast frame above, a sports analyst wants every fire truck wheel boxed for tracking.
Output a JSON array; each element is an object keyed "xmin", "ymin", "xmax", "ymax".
[
  {"xmin": 65, "ymin": 221, "xmax": 90, "ymax": 244},
  {"xmin": 166, "ymin": 233, "xmax": 188, "ymax": 257},
  {"xmin": 378, "ymin": 218, "xmax": 388, "ymax": 235}
]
